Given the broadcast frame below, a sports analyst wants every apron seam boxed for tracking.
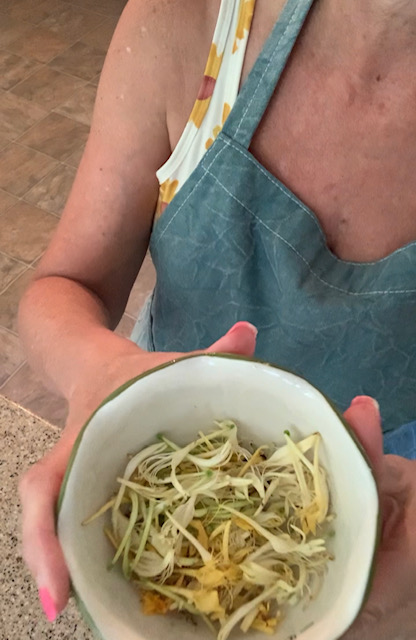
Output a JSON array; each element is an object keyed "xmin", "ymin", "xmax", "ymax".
[
  {"xmin": 221, "ymin": 135, "xmax": 416, "ymax": 267},
  {"xmin": 203, "ymin": 164, "xmax": 416, "ymax": 296},
  {"xmin": 154, "ymin": 142, "xmax": 229, "ymax": 245},
  {"xmin": 234, "ymin": 0, "xmax": 304, "ymax": 140}
]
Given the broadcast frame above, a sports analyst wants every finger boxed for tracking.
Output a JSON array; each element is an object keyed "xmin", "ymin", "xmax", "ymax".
[
  {"xmin": 19, "ymin": 442, "xmax": 72, "ymax": 619},
  {"xmin": 207, "ymin": 321, "xmax": 258, "ymax": 356},
  {"xmin": 343, "ymin": 395, "xmax": 384, "ymax": 478}
]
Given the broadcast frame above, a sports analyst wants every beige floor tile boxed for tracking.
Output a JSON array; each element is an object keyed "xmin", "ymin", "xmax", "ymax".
[
  {"xmin": 24, "ymin": 163, "xmax": 76, "ymax": 215},
  {"xmin": 64, "ymin": 144, "xmax": 85, "ymax": 169},
  {"xmin": 2, "ymin": 0, "xmax": 64, "ymax": 26},
  {"xmin": 10, "ymin": 66, "xmax": 85, "ymax": 111},
  {"xmin": 0, "ymin": 144, "xmax": 58, "ymax": 197},
  {"xmin": 0, "ymin": 253, "xmax": 26, "ymax": 293},
  {"xmin": 1, "ymin": 362, "xmax": 68, "ymax": 427},
  {"xmin": 49, "ymin": 41, "xmax": 105, "ymax": 81},
  {"xmin": 0, "ymin": 1, "xmax": 16, "ymax": 12},
  {"xmin": 0, "ymin": 201, "xmax": 58, "ymax": 264},
  {"xmin": 115, "ymin": 313, "xmax": 135, "ymax": 338},
  {"xmin": 40, "ymin": 6, "xmax": 106, "ymax": 40},
  {"xmin": 125, "ymin": 254, "xmax": 156, "ymax": 318},
  {"xmin": 0, "ymin": 90, "xmax": 48, "ymax": 141},
  {"xmin": 0, "ymin": 327, "xmax": 25, "ymax": 386},
  {"xmin": 18, "ymin": 112, "xmax": 89, "ymax": 162},
  {"xmin": 80, "ymin": 16, "xmax": 118, "ymax": 52},
  {"xmin": 7, "ymin": 25, "xmax": 71, "ymax": 63},
  {"xmin": 55, "ymin": 83, "xmax": 97, "ymax": 126},
  {"xmin": 0, "ymin": 50, "xmax": 41, "ymax": 91},
  {"xmin": 66, "ymin": 0, "xmax": 127, "ymax": 18},
  {"xmin": 0, "ymin": 189, "xmax": 18, "ymax": 214},
  {"xmin": 0, "ymin": 133, "xmax": 9, "ymax": 151},
  {"xmin": 0, "ymin": 268, "xmax": 33, "ymax": 333},
  {"xmin": 0, "ymin": 13, "xmax": 31, "ymax": 49}
]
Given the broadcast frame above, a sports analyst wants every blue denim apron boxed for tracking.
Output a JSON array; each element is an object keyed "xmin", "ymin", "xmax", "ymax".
[{"xmin": 132, "ymin": 0, "xmax": 416, "ymax": 458}]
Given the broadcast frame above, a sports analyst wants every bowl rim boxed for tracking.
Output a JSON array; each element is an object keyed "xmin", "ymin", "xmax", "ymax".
[{"xmin": 57, "ymin": 352, "xmax": 382, "ymax": 640}]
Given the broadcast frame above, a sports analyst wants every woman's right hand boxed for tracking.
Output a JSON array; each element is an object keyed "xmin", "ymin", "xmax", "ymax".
[{"xmin": 19, "ymin": 321, "xmax": 257, "ymax": 622}]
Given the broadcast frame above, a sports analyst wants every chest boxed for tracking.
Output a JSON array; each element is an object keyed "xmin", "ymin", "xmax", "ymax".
[
  {"xmin": 169, "ymin": 0, "xmax": 416, "ymax": 263},
  {"xmin": 248, "ymin": 64, "xmax": 416, "ymax": 262},
  {"xmin": 242, "ymin": 1, "xmax": 416, "ymax": 263}
]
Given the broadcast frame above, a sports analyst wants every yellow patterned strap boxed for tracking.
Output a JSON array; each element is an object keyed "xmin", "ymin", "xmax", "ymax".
[
  {"xmin": 190, "ymin": 0, "xmax": 255, "ymax": 130},
  {"xmin": 156, "ymin": 0, "xmax": 256, "ymax": 218},
  {"xmin": 233, "ymin": 0, "xmax": 255, "ymax": 53},
  {"xmin": 189, "ymin": 43, "xmax": 224, "ymax": 129},
  {"xmin": 205, "ymin": 102, "xmax": 231, "ymax": 150},
  {"xmin": 155, "ymin": 179, "xmax": 179, "ymax": 217}
]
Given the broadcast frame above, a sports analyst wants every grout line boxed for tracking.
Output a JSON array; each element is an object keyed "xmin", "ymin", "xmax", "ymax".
[
  {"xmin": 1, "ymin": 115, "xmax": 53, "ymax": 149},
  {"xmin": 61, "ymin": 156, "xmax": 83, "ymax": 169},
  {"xmin": 60, "ymin": 0, "xmax": 124, "ymax": 20},
  {"xmin": 0, "ymin": 249, "xmax": 29, "ymax": 269},
  {"xmin": 12, "ymin": 137, "xmax": 62, "ymax": 161},
  {"xmin": 20, "ymin": 193, "xmax": 62, "ymax": 219},
  {"xmin": 0, "ymin": 359, "xmax": 27, "ymax": 392},
  {"xmin": 0, "ymin": 138, "xmax": 65, "ymax": 177},
  {"xmin": 0, "ymin": 189, "xmax": 19, "ymax": 211},
  {"xmin": 38, "ymin": 66, "xmax": 92, "ymax": 85},
  {"xmin": 1, "ymin": 60, "xmax": 46, "ymax": 93},
  {"xmin": 1, "ymin": 177, "xmax": 67, "ymax": 221},
  {"xmin": 0, "ymin": 263, "xmax": 34, "ymax": 297},
  {"xmin": 16, "ymin": 153, "xmax": 76, "ymax": 201},
  {"xmin": 17, "ymin": 159, "xmax": 61, "ymax": 199},
  {"xmin": 15, "ymin": 137, "xmax": 87, "ymax": 174},
  {"xmin": 8, "ymin": 65, "xmax": 88, "ymax": 100},
  {"xmin": 58, "ymin": 0, "xmax": 114, "ymax": 20},
  {"xmin": 29, "ymin": 252, "xmax": 44, "ymax": 267},
  {"xmin": 0, "ymin": 13, "xmax": 38, "ymax": 28},
  {"xmin": 0, "ymin": 323, "xmax": 21, "ymax": 340}
]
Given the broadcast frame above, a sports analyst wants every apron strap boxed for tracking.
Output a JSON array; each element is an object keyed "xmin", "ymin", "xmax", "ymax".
[{"xmin": 222, "ymin": 0, "xmax": 315, "ymax": 149}]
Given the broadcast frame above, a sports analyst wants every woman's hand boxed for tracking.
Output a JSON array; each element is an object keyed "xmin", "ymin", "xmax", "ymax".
[
  {"xmin": 19, "ymin": 321, "xmax": 257, "ymax": 622},
  {"xmin": 342, "ymin": 397, "xmax": 416, "ymax": 639}
]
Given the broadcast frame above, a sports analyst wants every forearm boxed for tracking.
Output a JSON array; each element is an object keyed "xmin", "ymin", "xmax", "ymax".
[{"xmin": 18, "ymin": 276, "xmax": 143, "ymax": 402}]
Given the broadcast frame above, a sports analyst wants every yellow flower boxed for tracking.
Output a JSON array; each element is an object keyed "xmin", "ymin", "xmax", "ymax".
[
  {"xmin": 233, "ymin": 0, "xmax": 255, "ymax": 53},
  {"xmin": 155, "ymin": 178, "xmax": 179, "ymax": 217},
  {"xmin": 205, "ymin": 42, "xmax": 224, "ymax": 79},
  {"xmin": 205, "ymin": 102, "xmax": 231, "ymax": 149},
  {"xmin": 190, "ymin": 97, "xmax": 211, "ymax": 129}
]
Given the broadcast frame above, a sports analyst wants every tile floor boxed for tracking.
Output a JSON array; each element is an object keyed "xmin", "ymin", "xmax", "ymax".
[{"xmin": 0, "ymin": 0, "xmax": 156, "ymax": 427}]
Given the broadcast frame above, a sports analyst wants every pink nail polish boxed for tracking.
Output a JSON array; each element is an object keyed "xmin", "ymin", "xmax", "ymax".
[
  {"xmin": 39, "ymin": 588, "xmax": 57, "ymax": 622},
  {"xmin": 227, "ymin": 321, "xmax": 258, "ymax": 336},
  {"xmin": 351, "ymin": 396, "xmax": 380, "ymax": 412}
]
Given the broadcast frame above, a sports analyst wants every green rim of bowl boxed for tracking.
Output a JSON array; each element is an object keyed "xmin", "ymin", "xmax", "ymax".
[{"xmin": 57, "ymin": 352, "xmax": 382, "ymax": 640}]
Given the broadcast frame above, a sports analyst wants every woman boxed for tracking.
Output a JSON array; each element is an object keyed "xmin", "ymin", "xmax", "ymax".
[{"xmin": 18, "ymin": 0, "xmax": 416, "ymax": 636}]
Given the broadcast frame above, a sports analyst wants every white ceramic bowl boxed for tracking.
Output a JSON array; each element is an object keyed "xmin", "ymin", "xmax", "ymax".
[{"xmin": 58, "ymin": 354, "xmax": 380, "ymax": 640}]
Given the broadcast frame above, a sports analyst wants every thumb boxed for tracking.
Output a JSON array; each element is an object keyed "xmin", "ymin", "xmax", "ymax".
[
  {"xmin": 343, "ymin": 395, "xmax": 384, "ymax": 479},
  {"xmin": 207, "ymin": 321, "xmax": 258, "ymax": 357}
]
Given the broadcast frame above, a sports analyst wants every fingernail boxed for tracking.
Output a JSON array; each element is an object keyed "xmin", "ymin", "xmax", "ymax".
[
  {"xmin": 39, "ymin": 588, "xmax": 57, "ymax": 622},
  {"xmin": 227, "ymin": 321, "xmax": 258, "ymax": 337},
  {"xmin": 351, "ymin": 396, "xmax": 380, "ymax": 412}
]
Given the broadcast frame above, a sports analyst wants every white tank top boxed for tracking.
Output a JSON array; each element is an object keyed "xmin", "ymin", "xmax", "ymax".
[{"xmin": 155, "ymin": 0, "xmax": 256, "ymax": 217}]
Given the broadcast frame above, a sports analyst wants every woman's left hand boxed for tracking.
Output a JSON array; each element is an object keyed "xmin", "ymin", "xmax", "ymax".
[{"xmin": 341, "ymin": 396, "xmax": 416, "ymax": 639}]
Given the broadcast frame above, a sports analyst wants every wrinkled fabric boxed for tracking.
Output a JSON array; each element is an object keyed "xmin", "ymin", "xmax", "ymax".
[
  {"xmin": 384, "ymin": 422, "xmax": 416, "ymax": 459},
  {"xmin": 132, "ymin": 0, "xmax": 416, "ymax": 457}
]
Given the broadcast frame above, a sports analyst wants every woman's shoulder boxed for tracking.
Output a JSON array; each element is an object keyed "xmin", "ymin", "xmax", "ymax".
[
  {"xmin": 120, "ymin": 0, "xmax": 220, "ymax": 47},
  {"xmin": 115, "ymin": 0, "xmax": 220, "ymax": 92}
]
